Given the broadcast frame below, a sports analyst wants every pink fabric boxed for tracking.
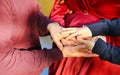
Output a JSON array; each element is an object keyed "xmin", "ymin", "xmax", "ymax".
[
  {"xmin": 0, "ymin": 0, "xmax": 62, "ymax": 75},
  {"xmin": 49, "ymin": 0, "xmax": 120, "ymax": 75}
]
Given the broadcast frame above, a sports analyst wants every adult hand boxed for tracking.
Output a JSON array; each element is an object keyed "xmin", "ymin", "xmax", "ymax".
[
  {"xmin": 62, "ymin": 45, "xmax": 99, "ymax": 57},
  {"xmin": 47, "ymin": 22, "xmax": 69, "ymax": 50},
  {"xmin": 61, "ymin": 26, "xmax": 92, "ymax": 40}
]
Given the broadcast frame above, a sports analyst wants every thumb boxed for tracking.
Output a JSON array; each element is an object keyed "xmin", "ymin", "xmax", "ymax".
[{"xmin": 56, "ymin": 40, "xmax": 63, "ymax": 50}]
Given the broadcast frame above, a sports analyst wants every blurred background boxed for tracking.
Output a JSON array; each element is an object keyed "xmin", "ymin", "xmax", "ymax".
[
  {"xmin": 37, "ymin": 0, "xmax": 54, "ymax": 16},
  {"xmin": 37, "ymin": 0, "xmax": 54, "ymax": 75}
]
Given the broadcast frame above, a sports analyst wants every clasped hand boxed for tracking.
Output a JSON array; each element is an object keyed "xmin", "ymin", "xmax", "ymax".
[{"xmin": 48, "ymin": 23, "xmax": 98, "ymax": 57}]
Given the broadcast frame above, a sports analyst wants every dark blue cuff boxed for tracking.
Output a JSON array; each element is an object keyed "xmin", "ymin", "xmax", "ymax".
[{"xmin": 92, "ymin": 38, "xmax": 109, "ymax": 59}]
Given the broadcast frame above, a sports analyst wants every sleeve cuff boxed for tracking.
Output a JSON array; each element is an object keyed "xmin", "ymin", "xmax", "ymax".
[
  {"xmin": 44, "ymin": 48, "xmax": 63, "ymax": 63},
  {"xmin": 92, "ymin": 38, "xmax": 108, "ymax": 59}
]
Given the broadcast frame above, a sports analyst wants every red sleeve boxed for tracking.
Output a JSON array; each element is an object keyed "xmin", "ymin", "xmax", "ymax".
[{"xmin": 49, "ymin": 0, "xmax": 69, "ymax": 26}]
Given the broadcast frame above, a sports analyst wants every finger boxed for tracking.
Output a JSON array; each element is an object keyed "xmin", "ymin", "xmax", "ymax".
[
  {"xmin": 81, "ymin": 53, "xmax": 99, "ymax": 57},
  {"xmin": 71, "ymin": 50, "xmax": 99, "ymax": 57},
  {"xmin": 60, "ymin": 33, "xmax": 70, "ymax": 38},
  {"xmin": 77, "ymin": 53, "xmax": 99, "ymax": 57},
  {"xmin": 83, "ymin": 37, "xmax": 92, "ymax": 40},
  {"xmin": 77, "ymin": 49, "xmax": 92, "ymax": 53},
  {"xmin": 66, "ymin": 32, "xmax": 79, "ymax": 40},
  {"xmin": 70, "ymin": 37, "xmax": 83, "ymax": 45},
  {"xmin": 77, "ymin": 36, "xmax": 92, "ymax": 40},
  {"xmin": 73, "ymin": 45, "xmax": 86, "ymax": 49},
  {"xmin": 53, "ymin": 38, "xmax": 63, "ymax": 50},
  {"xmin": 56, "ymin": 41, "xmax": 63, "ymax": 50},
  {"xmin": 76, "ymin": 37, "xmax": 86, "ymax": 44},
  {"xmin": 60, "ymin": 29, "xmax": 77, "ymax": 35},
  {"xmin": 62, "ymin": 27, "xmax": 77, "ymax": 31},
  {"xmin": 78, "ymin": 34, "xmax": 91, "ymax": 38},
  {"xmin": 61, "ymin": 39, "xmax": 78, "ymax": 46}
]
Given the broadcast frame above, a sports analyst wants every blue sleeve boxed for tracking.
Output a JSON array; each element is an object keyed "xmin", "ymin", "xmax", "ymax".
[
  {"xmin": 87, "ymin": 18, "xmax": 120, "ymax": 36},
  {"xmin": 92, "ymin": 38, "xmax": 120, "ymax": 64}
]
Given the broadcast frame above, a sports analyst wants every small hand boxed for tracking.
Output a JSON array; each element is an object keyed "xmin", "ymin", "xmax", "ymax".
[
  {"xmin": 76, "ymin": 37, "xmax": 96, "ymax": 50},
  {"xmin": 76, "ymin": 36, "xmax": 106, "ymax": 50},
  {"xmin": 62, "ymin": 45, "xmax": 99, "ymax": 57}
]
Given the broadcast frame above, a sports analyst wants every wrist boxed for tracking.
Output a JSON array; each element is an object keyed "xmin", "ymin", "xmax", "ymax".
[
  {"xmin": 83, "ymin": 25, "xmax": 92, "ymax": 37},
  {"xmin": 90, "ymin": 37, "xmax": 99, "ymax": 50},
  {"xmin": 47, "ymin": 22, "xmax": 60, "ymax": 31}
]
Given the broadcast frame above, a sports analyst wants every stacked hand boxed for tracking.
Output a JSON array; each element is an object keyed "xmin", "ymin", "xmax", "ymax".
[
  {"xmin": 47, "ymin": 22, "xmax": 67, "ymax": 50},
  {"xmin": 61, "ymin": 26, "xmax": 92, "ymax": 39},
  {"xmin": 48, "ymin": 23, "xmax": 99, "ymax": 57},
  {"xmin": 61, "ymin": 45, "xmax": 98, "ymax": 57},
  {"xmin": 60, "ymin": 26, "xmax": 106, "ymax": 50}
]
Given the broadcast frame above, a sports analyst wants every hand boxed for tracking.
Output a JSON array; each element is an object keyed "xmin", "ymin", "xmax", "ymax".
[
  {"xmin": 62, "ymin": 45, "xmax": 99, "ymax": 57},
  {"xmin": 77, "ymin": 35, "xmax": 106, "ymax": 50},
  {"xmin": 47, "ymin": 22, "xmax": 69, "ymax": 50},
  {"xmin": 76, "ymin": 37, "xmax": 96, "ymax": 50},
  {"xmin": 61, "ymin": 37, "xmax": 79, "ymax": 46},
  {"xmin": 61, "ymin": 26, "xmax": 92, "ymax": 40}
]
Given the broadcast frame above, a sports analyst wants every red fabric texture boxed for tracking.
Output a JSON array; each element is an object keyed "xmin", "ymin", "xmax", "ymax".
[{"xmin": 49, "ymin": 0, "xmax": 120, "ymax": 75}]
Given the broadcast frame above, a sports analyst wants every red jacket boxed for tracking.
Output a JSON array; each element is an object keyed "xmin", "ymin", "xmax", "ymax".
[
  {"xmin": 0, "ymin": 0, "xmax": 63, "ymax": 75},
  {"xmin": 49, "ymin": 0, "xmax": 120, "ymax": 75}
]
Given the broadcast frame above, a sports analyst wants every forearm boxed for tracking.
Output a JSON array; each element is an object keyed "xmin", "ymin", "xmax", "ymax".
[
  {"xmin": 87, "ymin": 18, "xmax": 120, "ymax": 36},
  {"xmin": 92, "ymin": 38, "xmax": 120, "ymax": 64},
  {"xmin": 0, "ymin": 48, "xmax": 63, "ymax": 74},
  {"xmin": 37, "ymin": 12, "xmax": 53, "ymax": 36}
]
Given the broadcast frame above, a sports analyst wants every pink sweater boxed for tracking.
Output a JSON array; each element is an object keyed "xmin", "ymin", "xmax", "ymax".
[{"xmin": 0, "ymin": 0, "xmax": 63, "ymax": 75}]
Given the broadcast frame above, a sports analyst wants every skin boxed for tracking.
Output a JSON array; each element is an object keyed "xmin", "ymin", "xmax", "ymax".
[{"xmin": 48, "ymin": 23, "xmax": 98, "ymax": 57}]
